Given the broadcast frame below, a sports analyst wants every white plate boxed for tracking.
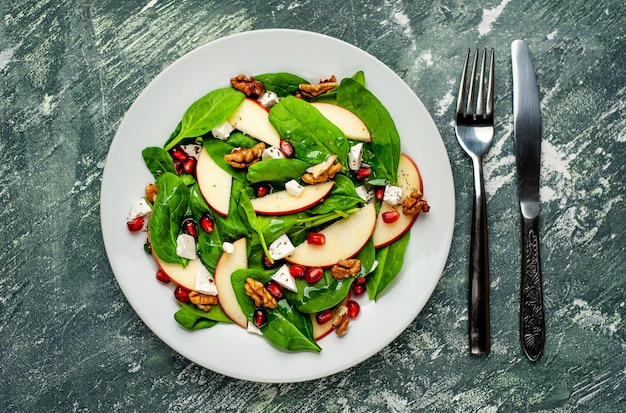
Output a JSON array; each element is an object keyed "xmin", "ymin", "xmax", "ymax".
[{"xmin": 100, "ymin": 29, "xmax": 455, "ymax": 383}]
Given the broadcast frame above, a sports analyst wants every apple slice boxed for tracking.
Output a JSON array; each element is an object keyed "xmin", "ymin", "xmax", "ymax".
[
  {"xmin": 311, "ymin": 102, "xmax": 371, "ymax": 142},
  {"xmin": 372, "ymin": 153, "xmax": 424, "ymax": 248},
  {"xmin": 311, "ymin": 295, "xmax": 349, "ymax": 340},
  {"xmin": 214, "ymin": 237, "xmax": 248, "ymax": 328},
  {"xmin": 153, "ymin": 254, "xmax": 207, "ymax": 291},
  {"xmin": 227, "ymin": 98, "xmax": 281, "ymax": 147},
  {"xmin": 196, "ymin": 148, "xmax": 232, "ymax": 217},
  {"xmin": 250, "ymin": 181, "xmax": 334, "ymax": 215},
  {"xmin": 286, "ymin": 203, "xmax": 376, "ymax": 268}
]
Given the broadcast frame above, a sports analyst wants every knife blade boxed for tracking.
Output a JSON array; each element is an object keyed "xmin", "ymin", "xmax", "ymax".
[{"xmin": 511, "ymin": 39, "xmax": 545, "ymax": 362}]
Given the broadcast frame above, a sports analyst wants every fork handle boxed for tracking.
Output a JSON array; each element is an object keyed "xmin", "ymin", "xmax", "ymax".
[
  {"xmin": 469, "ymin": 159, "xmax": 490, "ymax": 355},
  {"xmin": 520, "ymin": 216, "xmax": 545, "ymax": 361}
]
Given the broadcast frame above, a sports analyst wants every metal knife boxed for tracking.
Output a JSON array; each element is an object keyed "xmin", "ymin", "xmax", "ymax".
[{"xmin": 511, "ymin": 39, "xmax": 545, "ymax": 361}]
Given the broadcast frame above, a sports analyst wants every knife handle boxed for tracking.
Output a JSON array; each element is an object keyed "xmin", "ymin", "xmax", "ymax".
[
  {"xmin": 520, "ymin": 216, "xmax": 545, "ymax": 361},
  {"xmin": 469, "ymin": 161, "xmax": 490, "ymax": 355}
]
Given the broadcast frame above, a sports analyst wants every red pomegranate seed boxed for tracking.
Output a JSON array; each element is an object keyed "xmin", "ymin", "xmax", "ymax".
[
  {"xmin": 315, "ymin": 309, "xmax": 333, "ymax": 325},
  {"xmin": 294, "ymin": 92, "xmax": 303, "ymax": 99},
  {"xmin": 289, "ymin": 265, "xmax": 306, "ymax": 278},
  {"xmin": 354, "ymin": 277, "xmax": 367, "ymax": 286},
  {"xmin": 182, "ymin": 157, "xmax": 197, "ymax": 174},
  {"xmin": 351, "ymin": 283, "xmax": 366, "ymax": 296},
  {"xmin": 253, "ymin": 307, "xmax": 267, "ymax": 327},
  {"xmin": 306, "ymin": 267, "xmax": 324, "ymax": 284},
  {"xmin": 254, "ymin": 183, "xmax": 271, "ymax": 198},
  {"xmin": 173, "ymin": 159, "xmax": 183, "ymax": 175},
  {"xmin": 355, "ymin": 166, "xmax": 372, "ymax": 180},
  {"xmin": 181, "ymin": 217, "xmax": 198, "ymax": 238},
  {"xmin": 156, "ymin": 269, "xmax": 170, "ymax": 283},
  {"xmin": 279, "ymin": 140, "xmax": 295, "ymax": 158},
  {"xmin": 382, "ymin": 210, "xmax": 400, "ymax": 224},
  {"xmin": 265, "ymin": 280, "xmax": 283, "ymax": 300},
  {"xmin": 307, "ymin": 232, "xmax": 326, "ymax": 246},
  {"xmin": 346, "ymin": 300, "xmax": 360, "ymax": 318},
  {"xmin": 174, "ymin": 286, "xmax": 190, "ymax": 302},
  {"xmin": 170, "ymin": 146, "xmax": 188, "ymax": 161},
  {"xmin": 199, "ymin": 214, "xmax": 214, "ymax": 233},
  {"xmin": 262, "ymin": 253, "xmax": 278, "ymax": 269},
  {"xmin": 375, "ymin": 187, "xmax": 385, "ymax": 201},
  {"xmin": 126, "ymin": 216, "xmax": 144, "ymax": 232}
]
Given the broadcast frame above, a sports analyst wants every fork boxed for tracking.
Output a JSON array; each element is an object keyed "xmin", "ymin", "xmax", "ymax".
[{"xmin": 455, "ymin": 48, "xmax": 495, "ymax": 356}]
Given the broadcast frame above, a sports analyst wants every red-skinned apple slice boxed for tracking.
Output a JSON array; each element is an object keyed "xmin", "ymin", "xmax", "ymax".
[
  {"xmin": 286, "ymin": 203, "xmax": 376, "ymax": 268},
  {"xmin": 310, "ymin": 102, "xmax": 371, "ymax": 142},
  {"xmin": 251, "ymin": 181, "xmax": 334, "ymax": 215},
  {"xmin": 311, "ymin": 295, "xmax": 349, "ymax": 341},
  {"xmin": 227, "ymin": 98, "xmax": 281, "ymax": 147},
  {"xmin": 214, "ymin": 237, "xmax": 248, "ymax": 328},
  {"xmin": 196, "ymin": 148, "xmax": 232, "ymax": 217},
  {"xmin": 372, "ymin": 153, "xmax": 424, "ymax": 248},
  {"xmin": 152, "ymin": 253, "xmax": 206, "ymax": 291}
]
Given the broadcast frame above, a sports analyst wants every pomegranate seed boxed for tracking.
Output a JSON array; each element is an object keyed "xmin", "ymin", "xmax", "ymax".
[
  {"xmin": 173, "ymin": 159, "xmax": 183, "ymax": 175},
  {"xmin": 307, "ymin": 232, "xmax": 326, "ymax": 246},
  {"xmin": 289, "ymin": 264, "xmax": 307, "ymax": 278},
  {"xmin": 354, "ymin": 277, "xmax": 367, "ymax": 286},
  {"xmin": 351, "ymin": 282, "xmax": 366, "ymax": 296},
  {"xmin": 306, "ymin": 267, "xmax": 324, "ymax": 284},
  {"xmin": 346, "ymin": 300, "xmax": 360, "ymax": 319},
  {"xmin": 355, "ymin": 166, "xmax": 372, "ymax": 180},
  {"xmin": 265, "ymin": 280, "xmax": 283, "ymax": 300},
  {"xmin": 156, "ymin": 269, "xmax": 170, "ymax": 283},
  {"xmin": 375, "ymin": 187, "xmax": 385, "ymax": 201},
  {"xmin": 254, "ymin": 183, "xmax": 271, "ymax": 198},
  {"xmin": 174, "ymin": 286, "xmax": 190, "ymax": 302},
  {"xmin": 294, "ymin": 92, "xmax": 303, "ymax": 99},
  {"xmin": 182, "ymin": 157, "xmax": 197, "ymax": 174},
  {"xmin": 181, "ymin": 217, "xmax": 198, "ymax": 238},
  {"xmin": 279, "ymin": 140, "xmax": 295, "ymax": 158},
  {"xmin": 315, "ymin": 309, "xmax": 333, "ymax": 325},
  {"xmin": 126, "ymin": 216, "xmax": 144, "ymax": 232},
  {"xmin": 170, "ymin": 146, "xmax": 188, "ymax": 161},
  {"xmin": 253, "ymin": 307, "xmax": 268, "ymax": 327},
  {"xmin": 199, "ymin": 214, "xmax": 214, "ymax": 233},
  {"xmin": 382, "ymin": 210, "xmax": 400, "ymax": 224},
  {"xmin": 262, "ymin": 253, "xmax": 279, "ymax": 269}
]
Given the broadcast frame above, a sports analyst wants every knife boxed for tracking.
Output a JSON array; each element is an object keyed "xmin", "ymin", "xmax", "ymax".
[{"xmin": 511, "ymin": 39, "xmax": 545, "ymax": 362}]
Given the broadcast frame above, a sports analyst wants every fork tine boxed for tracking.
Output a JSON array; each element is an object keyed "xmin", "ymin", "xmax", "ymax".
[
  {"xmin": 476, "ymin": 48, "xmax": 487, "ymax": 117},
  {"xmin": 486, "ymin": 48, "xmax": 495, "ymax": 118},
  {"xmin": 456, "ymin": 49, "xmax": 471, "ymax": 119},
  {"xmin": 466, "ymin": 49, "xmax": 479, "ymax": 118}
]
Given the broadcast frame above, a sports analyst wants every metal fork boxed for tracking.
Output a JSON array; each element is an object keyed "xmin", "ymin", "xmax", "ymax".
[{"xmin": 455, "ymin": 48, "xmax": 494, "ymax": 356}]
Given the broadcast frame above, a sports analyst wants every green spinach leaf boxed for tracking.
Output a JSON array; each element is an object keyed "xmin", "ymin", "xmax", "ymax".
[
  {"xmin": 246, "ymin": 158, "xmax": 310, "ymax": 184},
  {"xmin": 367, "ymin": 231, "xmax": 410, "ymax": 300},
  {"xmin": 254, "ymin": 72, "xmax": 309, "ymax": 97},
  {"xmin": 306, "ymin": 174, "xmax": 362, "ymax": 214},
  {"xmin": 286, "ymin": 270, "xmax": 352, "ymax": 313},
  {"xmin": 142, "ymin": 146, "xmax": 177, "ymax": 179},
  {"xmin": 261, "ymin": 300, "xmax": 320, "ymax": 353},
  {"xmin": 189, "ymin": 184, "xmax": 223, "ymax": 271}
]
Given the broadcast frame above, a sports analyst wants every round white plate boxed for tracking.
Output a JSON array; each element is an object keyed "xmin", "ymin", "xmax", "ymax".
[{"xmin": 101, "ymin": 29, "xmax": 455, "ymax": 383}]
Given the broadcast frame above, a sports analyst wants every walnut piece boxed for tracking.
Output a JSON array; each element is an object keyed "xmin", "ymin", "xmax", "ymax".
[
  {"xmin": 302, "ymin": 156, "xmax": 343, "ymax": 184},
  {"xmin": 331, "ymin": 259, "xmax": 361, "ymax": 279},
  {"xmin": 224, "ymin": 142, "xmax": 266, "ymax": 168},
  {"xmin": 244, "ymin": 278, "xmax": 278, "ymax": 309},
  {"xmin": 401, "ymin": 190, "xmax": 431, "ymax": 215},
  {"xmin": 145, "ymin": 183, "xmax": 157, "ymax": 203},
  {"xmin": 333, "ymin": 305, "xmax": 350, "ymax": 336},
  {"xmin": 230, "ymin": 74, "xmax": 265, "ymax": 98},
  {"xmin": 299, "ymin": 75, "xmax": 339, "ymax": 98},
  {"xmin": 189, "ymin": 291, "xmax": 219, "ymax": 312}
]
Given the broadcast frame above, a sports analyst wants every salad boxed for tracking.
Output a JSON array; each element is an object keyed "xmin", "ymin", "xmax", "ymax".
[{"xmin": 126, "ymin": 71, "xmax": 430, "ymax": 353}]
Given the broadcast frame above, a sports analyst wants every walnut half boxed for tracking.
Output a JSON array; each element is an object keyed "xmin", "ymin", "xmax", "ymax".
[
  {"xmin": 333, "ymin": 305, "xmax": 350, "ymax": 336},
  {"xmin": 224, "ymin": 142, "xmax": 266, "ymax": 168},
  {"xmin": 244, "ymin": 278, "xmax": 278, "ymax": 309},
  {"xmin": 331, "ymin": 259, "xmax": 361, "ymax": 280},
  {"xmin": 401, "ymin": 190, "xmax": 430, "ymax": 215},
  {"xmin": 230, "ymin": 74, "xmax": 265, "ymax": 98},
  {"xmin": 299, "ymin": 75, "xmax": 338, "ymax": 98},
  {"xmin": 189, "ymin": 291, "xmax": 219, "ymax": 312}
]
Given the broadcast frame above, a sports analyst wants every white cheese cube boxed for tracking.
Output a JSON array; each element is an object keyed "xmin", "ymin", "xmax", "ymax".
[
  {"xmin": 211, "ymin": 120, "xmax": 234, "ymax": 140},
  {"xmin": 257, "ymin": 91, "xmax": 279, "ymax": 107},
  {"xmin": 128, "ymin": 198, "xmax": 152, "ymax": 220},
  {"xmin": 262, "ymin": 146, "xmax": 285, "ymax": 161},
  {"xmin": 268, "ymin": 234, "xmax": 296, "ymax": 260},
  {"xmin": 181, "ymin": 144, "xmax": 202, "ymax": 159},
  {"xmin": 222, "ymin": 241, "xmax": 235, "ymax": 254},
  {"xmin": 355, "ymin": 185, "xmax": 373, "ymax": 202},
  {"xmin": 246, "ymin": 322, "xmax": 263, "ymax": 335},
  {"xmin": 176, "ymin": 234, "xmax": 196, "ymax": 259},
  {"xmin": 348, "ymin": 143, "xmax": 364, "ymax": 171},
  {"xmin": 271, "ymin": 264, "xmax": 298, "ymax": 292},
  {"xmin": 285, "ymin": 179, "xmax": 304, "ymax": 197},
  {"xmin": 383, "ymin": 184, "xmax": 403, "ymax": 206},
  {"xmin": 194, "ymin": 262, "xmax": 218, "ymax": 296}
]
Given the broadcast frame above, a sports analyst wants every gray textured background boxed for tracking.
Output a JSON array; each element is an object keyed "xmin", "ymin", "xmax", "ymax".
[{"xmin": 1, "ymin": 1, "xmax": 625, "ymax": 411}]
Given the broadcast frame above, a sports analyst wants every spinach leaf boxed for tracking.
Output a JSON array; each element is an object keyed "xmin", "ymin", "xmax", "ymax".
[
  {"xmin": 256, "ymin": 213, "xmax": 301, "ymax": 244},
  {"xmin": 237, "ymin": 189, "xmax": 271, "ymax": 262},
  {"xmin": 254, "ymin": 72, "xmax": 309, "ymax": 97},
  {"xmin": 246, "ymin": 158, "xmax": 310, "ymax": 184},
  {"xmin": 148, "ymin": 172, "xmax": 190, "ymax": 265},
  {"xmin": 212, "ymin": 180, "xmax": 250, "ymax": 241},
  {"xmin": 165, "ymin": 88, "xmax": 245, "ymax": 151},
  {"xmin": 336, "ymin": 78, "xmax": 400, "ymax": 183},
  {"xmin": 306, "ymin": 174, "xmax": 362, "ymax": 214},
  {"xmin": 269, "ymin": 95, "xmax": 350, "ymax": 166},
  {"xmin": 367, "ymin": 231, "xmax": 410, "ymax": 300},
  {"xmin": 202, "ymin": 137, "xmax": 249, "ymax": 182},
  {"xmin": 356, "ymin": 237, "xmax": 376, "ymax": 277},
  {"xmin": 262, "ymin": 300, "xmax": 320, "ymax": 353},
  {"xmin": 232, "ymin": 268, "xmax": 275, "ymax": 317},
  {"xmin": 189, "ymin": 184, "xmax": 223, "ymax": 271},
  {"xmin": 286, "ymin": 270, "xmax": 352, "ymax": 313},
  {"xmin": 142, "ymin": 146, "xmax": 177, "ymax": 179},
  {"xmin": 174, "ymin": 305, "xmax": 218, "ymax": 330}
]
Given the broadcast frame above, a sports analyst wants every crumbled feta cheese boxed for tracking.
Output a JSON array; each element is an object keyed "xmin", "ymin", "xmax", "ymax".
[
  {"xmin": 194, "ymin": 262, "xmax": 218, "ymax": 295},
  {"xmin": 285, "ymin": 179, "xmax": 304, "ymax": 197},
  {"xmin": 271, "ymin": 264, "xmax": 298, "ymax": 292},
  {"xmin": 306, "ymin": 154, "xmax": 337, "ymax": 179},
  {"xmin": 176, "ymin": 234, "xmax": 196, "ymax": 259},
  {"xmin": 262, "ymin": 146, "xmax": 285, "ymax": 161},
  {"xmin": 268, "ymin": 234, "xmax": 296, "ymax": 260},
  {"xmin": 222, "ymin": 241, "xmax": 235, "ymax": 254},
  {"xmin": 257, "ymin": 91, "xmax": 279, "ymax": 107},
  {"xmin": 348, "ymin": 143, "xmax": 364, "ymax": 171},
  {"xmin": 355, "ymin": 185, "xmax": 373, "ymax": 202},
  {"xmin": 383, "ymin": 184, "xmax": 403, "ymax": 206},
  {"xmin": 246, "ymin": 322, "xmax": 263, "ymax": 335},
  {"xmin": 181, "ymin": 144, "xmax": 202, "ymax": 159},
  {"xmin": 211, "ymin": 120, "xmax": 234, "ymax": 140},
  {"xmin": 128, "ymin": 198, "xmax": 152, "ymax": 220}
]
